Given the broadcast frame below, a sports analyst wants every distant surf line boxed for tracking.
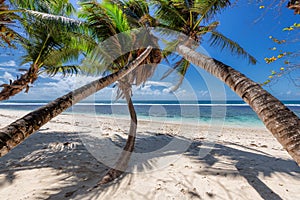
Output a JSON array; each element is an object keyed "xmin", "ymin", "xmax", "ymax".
[{"xmin": 1, "ymin": 102, "xmax": 300, "ymax": 107}]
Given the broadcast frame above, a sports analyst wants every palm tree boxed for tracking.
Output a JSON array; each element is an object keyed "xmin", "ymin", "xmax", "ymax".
[
  {"xmin": 176, "ymin": 45, "xmax": 300, "ymax": 165},
  {"xmin": 1, "ymin": 2, "xmax": 299, "ymax": 188},
  {"xmin": 9, "ymin": 0, "xmax": 75, "ymax": 15},
  {"xmin": 0, "ymin": 0, "xmax": 161, "ymax": 184},
  {"xmin": 78, "ymin": 0, "xmax": 161, "ymax": 184},
  {"xmin": 153, "ymin": 0, "xmax": 300, "ymax": 165},
  {"xmin": 153, "ymin": 0, "xmax": 256, "ymax": 88},
  {"xmin": 0, "ymin": 46, "xmax": 152, "ymax": 157},
  {"xmin": 0, "ymin": 0, "xmax": 23, "ymax": 47},
  {"xmin": 0, "ymin": 0, "xmax": 84, "ymax": 101}
]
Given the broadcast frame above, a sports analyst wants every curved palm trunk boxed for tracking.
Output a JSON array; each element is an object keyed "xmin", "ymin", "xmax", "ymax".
[
  {"xmin": 99, "ymin": 90, "xmax": 137, "ymax": 185},
  {"xmin": 0, "ymin": 64, "xmax": 39, "ymax": 101},
  {"xmin": 177, "ymin": 45, "xmax": 300, "ymax": 165},
  {"xmin": 0, "ymin": 46, "xmax": 152, "ymax": 157}
]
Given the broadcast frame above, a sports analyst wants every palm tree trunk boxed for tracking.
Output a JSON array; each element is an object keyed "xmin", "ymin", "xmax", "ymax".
[
  {"xmin": 99, "ymin": 90, "xmax": 137, "ymax": 185},
  {"xmin": 0, "ymin": 46, "xmax": 152, "ymax": 157},
  {"xmin": 176, "ymin": 45, "xmax": 300, "ymax": 165},
  {"xmin": 0, "ymin": 64, "xmax": 39, "ymax": 101}
]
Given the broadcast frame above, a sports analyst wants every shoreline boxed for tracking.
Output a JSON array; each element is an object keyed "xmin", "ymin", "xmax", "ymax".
[
  {"xmin": 0, "ymin": 108, "xmax": 299, "ymax": 199},
  {"xmin": 0, "ymin": 107, "xmax": 266, "ymax": 130}
]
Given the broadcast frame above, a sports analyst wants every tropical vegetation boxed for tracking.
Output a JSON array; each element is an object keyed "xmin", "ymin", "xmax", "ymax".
[
  {"xmin": 0, "ymin": 0, "xmax": 299, "ymax": 188},
  {"xmin": 0, "ymin": 0, "xmax": 86, "ymax": 100}
]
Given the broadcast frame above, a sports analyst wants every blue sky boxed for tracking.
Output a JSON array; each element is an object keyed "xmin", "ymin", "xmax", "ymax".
[{"xmin": 0, "ymin": 1, "xmax": 299, "ymax": 102}]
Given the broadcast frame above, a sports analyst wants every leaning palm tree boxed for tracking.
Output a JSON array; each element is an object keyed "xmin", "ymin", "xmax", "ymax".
[
  {"xmin": 0, "ymin": 0, "xmax": 161, "ymax": 184},
  {"xmin": 153, "ymin": 0, "xmax": 256, "ymax": 89},
  {"xmin": 176, "ymin": 45, "xmax": 300, "ymax": 165},
  {"xmin": 0, "ymin": 46, "xmax": 153, "ymax": 157},
  {"xmin": 0, "ymin": 0, "xmax": 84, "ymax": 100},
  {"xmin": 153, "ymin": 0, "xmax": 300, "ymax": 164},
  {"xmin": 78, "ymin": 0, "xmax": 161, "ymax": 184},
  {"xmin": 1, "ymin": 2, "xmax": 299, "ymax": 188}
]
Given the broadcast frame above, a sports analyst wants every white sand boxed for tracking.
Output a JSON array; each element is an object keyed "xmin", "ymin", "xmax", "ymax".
[{"xmin": 0, "ymin": 109, "xmax": 299, "ymax": 200}]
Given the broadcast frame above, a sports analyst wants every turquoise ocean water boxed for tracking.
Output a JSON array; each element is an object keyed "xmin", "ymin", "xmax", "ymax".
[{"xmin": 0, "ymin": 100, "xmax": 299, "ymax": 128}]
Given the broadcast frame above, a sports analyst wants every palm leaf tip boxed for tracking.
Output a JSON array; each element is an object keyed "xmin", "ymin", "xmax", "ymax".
[
  {"xmin": 44, "ymin": 65, "xmax": 80, "ymax": 77},
  {"xmin": 210, "ymin": 31, "xmax": 257, "ymax": 64}
]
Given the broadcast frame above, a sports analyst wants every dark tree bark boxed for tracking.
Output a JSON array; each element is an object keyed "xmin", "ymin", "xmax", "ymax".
[
  {"xmin": 0, "ymin": 64, "xmax": 39, "ymax": 101},
  {"xmin": 177, "ymin": 45, "xmax": 300, "ymax": 165},
  {"xmin": 99, "ymin": 90, "xmax": 137, "ymax": 185},
  {"xmin": 0, "ymin": 46, "xmax": 152, "ymax": 157}
]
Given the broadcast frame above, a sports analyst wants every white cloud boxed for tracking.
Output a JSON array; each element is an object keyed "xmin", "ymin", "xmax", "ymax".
[
  {"xmin": 162, "ymin": 88, "xmax": 172, "ymax": 94},
  {"xmin": 5, "ymin": 70, "xmax": 211, "ymax": 101},
  {"xmin": 42, "ymin": 74, "xmax": 99, "ymax": 91},
  {"xmin": 144, "ymin": 81, "xmax": 172, "ymax": 88},
  {"xmin": 0, "ymin": 60, "xmax": 16, "ymax": 67},
  {"xmin": 1, "ymin": 72, "xmax": 14, "ymax": 81}
]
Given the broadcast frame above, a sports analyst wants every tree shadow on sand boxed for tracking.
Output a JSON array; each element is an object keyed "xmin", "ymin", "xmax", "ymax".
[
  {"xmin": 185, "ymin": 140, "xmax": 300, "ymax": 200},
  {"xmin": 0, "ymin": 129, "xmax": 299, "ymax": 199}
]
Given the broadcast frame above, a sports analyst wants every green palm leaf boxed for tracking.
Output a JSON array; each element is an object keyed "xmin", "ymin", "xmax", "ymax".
[
  {"xmin": 153, "ymin": 0, "xmax": 187, "ymax": 29},
  {"xmin": 209, "ymin": 31, "xmax": 257, "ymax": 64},
  {"xmin": 9, "ymin": 0, "xmax": 75, "ymax": 16},
  {"xmin": 24, "ymin": 10, "xmax": 82, "ymax": 28},
  {"xmin": 43, "ymin": 65, "xmax": 80, "ymax": 77},
  {"xmin": 170, "ymin": 58, "xmax": 190, "ymax": 91}
]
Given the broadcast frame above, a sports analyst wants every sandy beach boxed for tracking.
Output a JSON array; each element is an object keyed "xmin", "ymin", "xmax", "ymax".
[{"xmin": 0, "ymin": 109, "xmax": 299, "ymax": 200}]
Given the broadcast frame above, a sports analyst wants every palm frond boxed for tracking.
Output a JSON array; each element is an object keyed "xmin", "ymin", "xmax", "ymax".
[
  {"xmin": 43, "ymin": 65, "xmax": 80, "ymax": 77},
  {"xmin": 196, "ymin": 21, "xmax": 219, "ymax": 38},
  {"xmin": 190, "ymin": 0, "xmax": 231, "ymax": 19},
  {"xmin": 80, "ymin": 56, "xmax": 109, "ymax": 76},
  {"xmin": 9, "ymin": 0, "xmax": 76, "ymax": 16},
  {"xmin": 0, "ymin": 0, "xmax": 24, "ymax": 47},
  {"xmin": 80, "ymin": 40, "xmax": 122, "ymax": 76},
  {"xmin": 161, "ymin": 39, "xmax": 180, "ymax": 59},
  {"xmin": 152, "ymin": 0, "xmax": 187, "ymax": 30},
  {"xmin": 67, "ymin": 31, "xmax": 98, "ymax": 55},
  {"xmin": 102, "ymin": 2, "xmax": 130, "ymax": 33},
  {"xmin": 23, "ymin": 10, "xmax": 83, "ymax": 30},
  {"xmin": 118, "ymin": 0, "xmax": 155, "ymax": 27},
  {"xmin": 78, "ymin": 0, "xmax": 136, "ymax": 75},
  {"xmin": 19, "ymin": 15, "xmax": 87, "ymax": 74},
  {"xmin": 79, "ymin": 1, "xmax": 131, "ymax": 41},
  {"xmin": 170, "ymin": 58, "xmax": 190, "ymax": 91},
  {"xmin": 79, "ymin": 0, "xmax": 161, "ymax": 96},
  {"xmin": 209, "ymin": 31, "xmax": 257, "ymax": 64},
  {"xmin": 43, "ymin": 46, "xmax": 81, "ymax": 67}
]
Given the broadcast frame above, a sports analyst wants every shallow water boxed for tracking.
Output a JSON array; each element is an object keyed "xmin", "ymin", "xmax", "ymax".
[{"xmin": 1, "ymin": 100, "xmax": 299, "ymax": 129}]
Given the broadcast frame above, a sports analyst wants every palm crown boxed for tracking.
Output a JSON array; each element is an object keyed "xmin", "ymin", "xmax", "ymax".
[
  {"xmin": 0, "ymin": 0, "xmax": 88, "ymax": 100},
  {"xmin": 79, "ymin": 0, "xmax": 162, "ymax": 98},
  {"xmin": 0, "ymin": 0, "xmax": 23, "ymax": 48},
  {"xmin": 152, "ymin": 0, "xmax": 257, "ymax": 89}
]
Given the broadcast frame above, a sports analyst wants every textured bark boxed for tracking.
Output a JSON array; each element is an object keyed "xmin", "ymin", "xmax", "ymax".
[
  {"xmin": 99, "ymin": 90, "xmax": 137, "ymax": 185},
  {"xmin": 0, "ymin": 64, "xmax": 39, "ymax": 101},
  {"xmin": 177, "ymin": 45, "xmax": 300, "ymax": 165},
  {"xmin": 287, "ymin": 0, "xmax": 300, "ymax": 14},
  {"xmin": 0, "ymin": 46, "xmax": 152, "ymax": 157}
]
